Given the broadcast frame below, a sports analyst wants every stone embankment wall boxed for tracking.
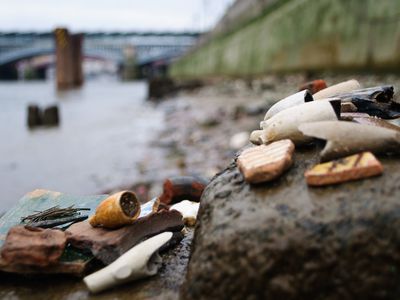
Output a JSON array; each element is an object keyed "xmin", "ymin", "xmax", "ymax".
[{"xmin": 171, "ymin": 0, "xmax": 400, "ymax": 78}]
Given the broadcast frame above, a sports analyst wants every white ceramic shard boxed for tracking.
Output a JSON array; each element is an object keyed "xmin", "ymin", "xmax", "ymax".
[
  {"xmin": 139, "ymin": 197, "xmax": 160, "ymax": 218},
  {"xmin": 170, "ymin": 200, "xmax": 200, "ymax": 226},
  {"xmin": 84, "ymin": 232, "xmax": 173, "ymax": 294},
  {"xmin": 299, "ymin": 121, "xmax": 400, "ymax": 161},
  {"xmin": 313, "ymin": 79, "xmax": 361, "ymax": 100},
  {"xmin": 259, "ymin": 99, "xmax": 340, "ymax": 145},
  {"xmin": 264, "ymin": 90, "xmax": 313, "ymax": 120}
]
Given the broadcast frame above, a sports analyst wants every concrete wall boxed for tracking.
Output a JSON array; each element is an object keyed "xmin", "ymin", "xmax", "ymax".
[{"xmin": 171, "ymin": 0, "xmax": 400, "ymax": 79}]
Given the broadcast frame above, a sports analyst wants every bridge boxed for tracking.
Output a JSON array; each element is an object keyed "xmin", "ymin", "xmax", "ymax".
[{"xmin": 0, "ymin": 31, "xmax": 200, "ymax": 69}]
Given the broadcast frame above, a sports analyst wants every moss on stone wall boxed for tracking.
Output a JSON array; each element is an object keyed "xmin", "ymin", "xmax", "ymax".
[{"xmin": 171, "ymin": 0, "xmax": 400, "ymax": 79}]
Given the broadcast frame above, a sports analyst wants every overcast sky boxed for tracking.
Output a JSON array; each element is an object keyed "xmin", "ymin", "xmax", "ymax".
[{"xmin": 0, "ymin": 0, "xmax": 234, "ymax": 32}]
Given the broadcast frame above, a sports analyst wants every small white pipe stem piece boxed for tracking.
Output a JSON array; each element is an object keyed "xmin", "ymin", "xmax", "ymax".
[
  {"xmin": 84, "ymin": 232, "xmax": 173, "ymax": 294},
  {"xmin": 313, "ymin": 79, "xmax": 361, "ymax": 100},
  {"xmin": 259, "ymin": 100, "xmax": 339, "ymax": 145},
  {"xmin": 264, "ymin": 90, "xmax": 313, "ymax": 120},
  {"xmin": 170, "ymin": 200, "xmax": 200, "ymax": 226}
]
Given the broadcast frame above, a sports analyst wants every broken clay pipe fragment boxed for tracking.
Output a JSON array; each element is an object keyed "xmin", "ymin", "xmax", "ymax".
[
  {"xmin": 259, "ymin": 99, "xmax": 340, "ymax": 145},
  {"xmin": 331, "ymin": 85, "xmax": 394, "ymax": 103},
  {"xmin": 170, "ymin": 200, "xmax": 200, "ymax": 227},
  {"xmin": 353, "ymin": 117, "xmax": 400, "ymax": 132},
  {"xmin": 264, "ymin": 90, "xmax": 313, "ymax": 120},
  {"xmin": 89, "ymin": 191, "xmax": 141, "ymax": 229},
  {"xmin": 1, "ymin": 226, "xmax": 67, "ymax": 267},
  {"xmin": 159, "ymin": 176, "xmax": 209, "ymax": 205},
  {"xmin": 299, "ymin": 121, "xmax": 400, "ymax": 162},
  {"xmin": 313, "ymin": 79, "xmax": 361, "ymax": 100},
  {"xmin": 237, "ymin": 139, "xmax": 295, "ymax": 184},
  {"xmin": 305, "ymin": 152, "xmax": 383, "ymax": 186},
  {"xmin": 298, "ymin": 79, "xmax": 327, "ymax": 95},
  {"xmin": 340, "ymin": 112, "xmax": 370, "ymax": 121},
  {"xmin": 249, "ymin": 130, "xmax": 263, "ymax": 145},
  {"xmin": 350, "ymin": 97, "xmax": 400, "ymax": 119},
  {"xmin": 84, "ymin": 232, "xmax": 173, "ymax": 294}
]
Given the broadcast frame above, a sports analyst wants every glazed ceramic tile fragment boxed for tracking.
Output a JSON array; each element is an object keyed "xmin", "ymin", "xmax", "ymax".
[
  {"xmin": 237, "ymin": 139, "xmax": 295, "ymax": 184},
  {"xmin": 305, "ymin": 152, "xmax": 383, "ymax": 186}
]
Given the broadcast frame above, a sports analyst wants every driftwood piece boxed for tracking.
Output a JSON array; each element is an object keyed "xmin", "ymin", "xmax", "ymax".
[
  {"xmin": 66, "ymin": 210, "xmax": 184, "ymax": 264},
  {"xmin": 1, "ymin": 226, "xmax": 67, "ymax": 267}
]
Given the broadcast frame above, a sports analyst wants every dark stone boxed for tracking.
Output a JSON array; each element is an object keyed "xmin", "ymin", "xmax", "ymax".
[
  {"xmin": 181, "ymin": 147, "xmax": 400, "ymax": 299},
  {"xmin": 27, "ymin": 105, "xmax": 42, "ymax": 128},
  {"xmin": 42, "ymin": 105, "xmax": 60, "ymax": 126},
  {"xmin": 148, "ymin": 78, "xmax": 176, "ymax": 99}
]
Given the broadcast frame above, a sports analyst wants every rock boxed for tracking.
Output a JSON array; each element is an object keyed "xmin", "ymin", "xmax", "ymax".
[
  {"xmin": 1, "ymin": 226, "xmax": 67, "ymax": 267},
  {"xmin": 229, "ymin": 132, "xmax": 249, "ymax": 150},
  {"xmin": 27, "ymin": 105, "xmax": 42, "ymax": 128},
  {"xmin": 181, "ymin": 147, "xmax": 400, "ymax": 299},
  {"xmin": 42, "ymin": 105, "xmax": 60, "ymax": 126},
  {"xmin": 148, "ymin": 78, "xmax": 176, "ymax": 100},
  {"xmin": 66, "ymin": 210, "xmax": 184, "ymax": 264}
]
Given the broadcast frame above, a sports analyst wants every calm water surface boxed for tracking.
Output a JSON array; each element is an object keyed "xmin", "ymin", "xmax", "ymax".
[{"xmin": 0, "ymin": 80, "xmax": 164, "ymax": 212}]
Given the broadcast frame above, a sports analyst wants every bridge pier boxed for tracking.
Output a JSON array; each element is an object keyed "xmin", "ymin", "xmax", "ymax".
[{"xmin": 54, "ymin": 28, "xmax": 83, "ymax": 89}]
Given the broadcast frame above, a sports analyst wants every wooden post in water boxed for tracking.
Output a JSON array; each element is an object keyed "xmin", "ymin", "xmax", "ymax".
[{"xmin": 54, "ymin": 28, "xmax": 83, "ymax": 89}]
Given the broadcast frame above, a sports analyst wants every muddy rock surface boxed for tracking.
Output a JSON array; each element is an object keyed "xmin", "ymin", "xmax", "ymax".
[{"xmin": 182, "ymin": 147, "xmax": 400, "ymax": 300}]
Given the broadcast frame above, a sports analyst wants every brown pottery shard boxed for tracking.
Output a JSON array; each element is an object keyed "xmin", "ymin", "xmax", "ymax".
[
  {"xmin": 66, "ymin": 210, "xmax": 184, "ymax": 264},
  {"xmin": 159, "ymin": 176, "xmax": 209, "ymax": 205},
  {"xmin": 305, "ymin": 152, "xmax": 383, "ymax": 186},
  {"xmin": 237, "ymin": 139, "xmax": 295, "ymax": 184},
  {"xmin": 298, "ymin": 79, "xmax": 327, "ymax": 94},
  {"xmin": 1, "ymin": 226, "xmax": 67, "ymax": 267}
]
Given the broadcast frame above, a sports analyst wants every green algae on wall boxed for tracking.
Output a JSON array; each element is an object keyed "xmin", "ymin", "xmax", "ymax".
[{"xmin": 170, "ymin": 0, "xmax": 400, "ymax": 79}]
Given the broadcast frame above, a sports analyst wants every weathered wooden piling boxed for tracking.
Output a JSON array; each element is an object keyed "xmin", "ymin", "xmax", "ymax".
[
  {"xmin": 54, "ymin": 28, "xmax": 83, "ymax": 90},
  {"xmin": 27, "ymin": 105, "xmax": 42, "ymax": 128},
  {"xmin": 42, "ymin": 105, "xmax": 59, "ymax": 126}
]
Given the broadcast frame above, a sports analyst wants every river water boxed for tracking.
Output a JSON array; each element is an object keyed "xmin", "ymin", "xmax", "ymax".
[{"xmin": 0, "ymin": 79, "xmax": 164, "ymax": 213}]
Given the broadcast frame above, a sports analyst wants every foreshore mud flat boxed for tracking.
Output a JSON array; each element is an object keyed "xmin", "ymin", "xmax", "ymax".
[{"xmin": 1, "ymin": 73, "xmax": 400, "ymax": 299}]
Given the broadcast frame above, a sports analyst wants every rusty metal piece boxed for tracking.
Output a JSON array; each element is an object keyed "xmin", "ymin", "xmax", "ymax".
[
  {"xmin": 333, "ymin": 85, "xmax": 394, "ymax": 103},
  {"xmin": 350, "ymin": 97, "xmax": 400, "ymax": 119},
  {"xmin": 305, "ymin": 152, "xmax": 383, "ymax": 186},
  {"xmin": 299, "ymin": 121, "xmax": 400, "ymax": 161},
  {"xmin": 298, "ymin": 79, "xmax": 327, "ymax": 94},
  {"xmin": 159, "ymin": 176, "xmax": 209, "ymax": 205}
]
